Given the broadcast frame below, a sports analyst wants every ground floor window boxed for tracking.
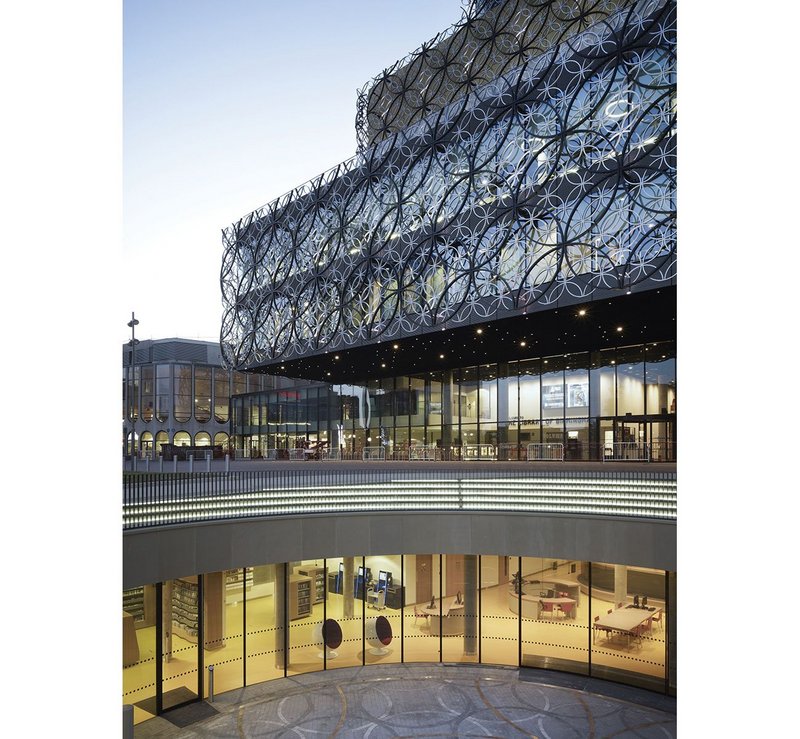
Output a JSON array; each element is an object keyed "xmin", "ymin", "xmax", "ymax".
[{"xmin": 123, "ymin": 555, "xmax": 673, "ymax": 724}]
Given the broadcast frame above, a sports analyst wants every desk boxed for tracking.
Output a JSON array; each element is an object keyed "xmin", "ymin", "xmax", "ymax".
[
  {"xmin": 424, "ymin": 597, "xmax": 465, "ymax": 635},
  {"xmin": 524, "ymin": 578, "xmax": 581, "ymax": 605},
  {"xmin": 594, "ymin": 607, "xmax": 660, "ymax": 646},
  {"xmin": 507, "ymin": 590, "xmax": 576, "ymax": 619}
]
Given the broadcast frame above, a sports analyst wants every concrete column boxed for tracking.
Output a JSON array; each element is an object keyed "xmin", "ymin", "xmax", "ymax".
[
  {"xmin": 441, "ymin": 369, "xmax": 454, "ymax": 451},
  {"xmin": 343, "ymin": 557, "xmax": 355, "ymax": 619},
  {"xmin": 497, "ymin": 365, "xmax": 510, "ymax": 448},
  {"xmin": 274, "ymin": 563, "xmax": 287, "ymax": 669},
  {"xmin": 162, "ymin": 580, "xmax": 173, "ymax": 663},
  {"xmin": 614, "ymin": 565, "xmax": 628, "ymax": 607},
  {"xmin": 463, "ymin": 555, "xmax": 478, "ymax": 656}
]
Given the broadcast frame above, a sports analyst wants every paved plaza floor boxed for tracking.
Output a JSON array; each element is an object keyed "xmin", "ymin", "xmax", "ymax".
[{"xmin": 133, "ymin": 663, "xmax": 676, "ymax": 738}]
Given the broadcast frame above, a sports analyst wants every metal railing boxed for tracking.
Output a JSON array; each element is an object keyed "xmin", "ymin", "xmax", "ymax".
[
  {"xmin": 604, "ymin": 442, "xmax": 650, "ymax": 462},
  {"xmin": 527, "ymin": 443, "xmax": 565, "ymax": 462},
  {"xmin": 409, "ymin": 444, "xmax": 437, "ymax": 461},
  {"xmin": 362, "ymin": 446, "xmax": 386, "ymax": 461},
  {"xmin": 122, "ymin": 467, "xmax": 677, "ymax": 530},
  {"xmin": 131, "ymin": 441, "xmax": 677, "ymax": 467}
]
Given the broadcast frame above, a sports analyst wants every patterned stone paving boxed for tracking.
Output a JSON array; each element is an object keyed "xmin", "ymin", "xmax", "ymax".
[{"xmin": 134, "ymin": 664, "xmax": 676, "ymax": 738}]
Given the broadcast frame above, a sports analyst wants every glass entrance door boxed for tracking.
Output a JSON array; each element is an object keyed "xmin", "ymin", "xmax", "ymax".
[
  {"xmin": 616, "ymin": 418, "xmax": 648, "ymax": 460},
  {"xmin": 649, "ymin": 418, "xmax": 676, "ymax": 461},
  {"xmin": 161, "ymin": 576, "xmax": 200, "ymax": 710}
]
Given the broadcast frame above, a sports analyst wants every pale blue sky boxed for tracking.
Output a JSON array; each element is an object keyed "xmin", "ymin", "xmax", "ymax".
[{"xmin": 124, "ymin": 0, "xmax": 463, "ymax": 341}]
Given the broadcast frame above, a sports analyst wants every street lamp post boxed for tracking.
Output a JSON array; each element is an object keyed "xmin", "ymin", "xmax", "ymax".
[{"xmin": 127, "ymin": 312, "xmax": 140, "ymax": 465}]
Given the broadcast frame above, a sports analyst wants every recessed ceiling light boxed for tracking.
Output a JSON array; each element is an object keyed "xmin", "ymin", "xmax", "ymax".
[
  {"xmin": 440, "ymin": 354, "xmax": 445, "ymax": 359},
  {"xmin": 616, "ymin": 326, "xmax": 623, "ymax": 332},
  {"xmin": 578, "ymin": 309, "xmax": 586, "ymax": 316},
  {"xmin": 381, "ymin": 363, "xmax": 386, "ymax": 368},
  {"xmin": 477, "ymin": 328, "xmax": 483, "ymax": 334},
  {"xmin": 393, "ymin": 344, "xmax": 399, "ymax": 349},
  {"xmin": 520, "ymin": 341, "xmax": 526, "ymax": 346}
]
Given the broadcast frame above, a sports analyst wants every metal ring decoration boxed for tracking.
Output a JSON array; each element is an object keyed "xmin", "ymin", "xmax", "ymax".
[{"xmin": 220, "ymin": 0, "xmax": 676, "ymax": 372}]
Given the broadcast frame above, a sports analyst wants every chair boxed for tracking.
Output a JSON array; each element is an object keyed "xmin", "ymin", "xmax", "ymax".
[
  {"xmin": 607, "ymin": 608, "xmax": 613, "ymax": 614},
  {"xmin": 617, "ymin": 602, "xmax": 625, "ymax": 609},
  {"xmin": 559, "ymin": 601, "xmax": 574, "ymax": 619},
  {"xmin": 539, "ymin": 600, "xmax": 556, "ymax": 618},
  {"xmin": 413, "ymin": 606, "xmax": 429, "ymax": 627},
  {"xmin": 651, "ymin": 610, "xmax": 663, "ymax": 631},
  {"xmin": 594, "ymin": 615, "xmax": 612, "ymax": 642}
]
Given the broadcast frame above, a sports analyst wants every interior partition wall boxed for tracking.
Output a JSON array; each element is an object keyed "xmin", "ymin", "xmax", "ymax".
[{"xmin": 123, "ymin": 554, "xmax": 673, "ymax": 724}]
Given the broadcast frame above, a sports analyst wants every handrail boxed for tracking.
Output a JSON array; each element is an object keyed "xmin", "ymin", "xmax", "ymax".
[{"xmin": 122, "ymin": 468, "xmax": 676, "ymax": 530}]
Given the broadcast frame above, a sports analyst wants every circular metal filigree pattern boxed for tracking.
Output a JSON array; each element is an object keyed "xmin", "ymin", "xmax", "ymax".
[{"xmin": 220, "ymin": 0, "xmax": 676, "ymax": 371}]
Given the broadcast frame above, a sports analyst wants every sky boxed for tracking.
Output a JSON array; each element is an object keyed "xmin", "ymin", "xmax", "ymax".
[{"xmin": 124, "ymin": 0, "xmax": 464, "ymax": 342}]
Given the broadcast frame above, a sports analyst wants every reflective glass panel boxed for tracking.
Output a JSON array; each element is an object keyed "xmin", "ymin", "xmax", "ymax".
[
  {"xmin": 403, "ymin": 554, "xmax": 440, "ymax": 663},
  {"xmin": 520, "ymin": 557, "xmax": 588, "ymax": 675},
  {"xmin": 479, "ymin": 556, "xmax": 517, "ymax": 666},
  {"xmin": 245, "ymin": 564, "xmax": 284, "ymax": 685},
  {"xmin": 122, "ymin": 584, "xmax": 157, "ymax": 724}
]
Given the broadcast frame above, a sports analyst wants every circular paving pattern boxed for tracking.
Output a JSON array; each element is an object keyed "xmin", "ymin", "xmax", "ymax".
[{"xmin": 135, "ymin": 664, "xmax": 676, "ymax": 738}]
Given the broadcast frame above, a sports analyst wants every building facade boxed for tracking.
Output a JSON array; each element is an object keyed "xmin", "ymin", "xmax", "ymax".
[
  {"xmin": 122, "ymin": 338, "xmax": 276, "ymax": 457},
  {"xmin": 123, "ymin": 0, "xmax": 677, "ymax": 725}
]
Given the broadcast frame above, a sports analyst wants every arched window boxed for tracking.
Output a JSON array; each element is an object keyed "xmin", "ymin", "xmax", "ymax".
[
  {"xmin": 126, "ymin": 431, "xmax": 137, "ymax": 455},
  {"xmin": 141, "ymin": 432, "xmax": 154, "ymax": 457},
  {"xmin": 155, "ymin": 431, "xmax": 168, "ymax": 455},
  {"xmin": 194, "ymin": 432, "xmax": 211, "ymax": 447},
  {"xmin": 173, "ymin": 431, "xmax": 191, "ymax": 447},
  {"xmin": 214, "ymin": 432, "xmax": 230, "ymax": 451}
]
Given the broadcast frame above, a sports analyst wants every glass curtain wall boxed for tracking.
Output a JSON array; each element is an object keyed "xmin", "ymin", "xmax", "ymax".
[
  {"xmin": 229, "ymin": 342, "xmax": 676, "ymax": 461},
  {"xmin": 519, "ymin": 557, "xmax": 589, "ymax": 675},
  {"xmin": 365, "ymin": 554, "xmax": 402, "ymax": 664},
  {"xmin": 245, "ymin": 564, "xmax": 284, "ymax": 685},
  {"xmin": 162, "ymin": 576, "xmax": 200, "ymax": 710},
  {"xmin": 128, "ymin": 555, "xmax": 673, "ymax": 723},
  {"xmin": 403, "ymin": 554, "xmax": 440, "ymax": 662},
  {"xmin": 122, "ymin": 584, "xmax": 157, "ymax": 723}
]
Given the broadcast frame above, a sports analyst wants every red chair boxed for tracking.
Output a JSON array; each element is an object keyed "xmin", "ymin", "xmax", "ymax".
[
  {"xmin": 559, "ymin": 601, "xmax": 575, "ymax": 619},
  {"xmin": 539, "ymin": 600, "xmax": 556, "ymax": 618}
]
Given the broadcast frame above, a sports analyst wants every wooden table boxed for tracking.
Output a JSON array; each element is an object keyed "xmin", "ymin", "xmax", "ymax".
[{"xmin": 594, "ymin": 606, "xmax": 660, "ymax": 646}]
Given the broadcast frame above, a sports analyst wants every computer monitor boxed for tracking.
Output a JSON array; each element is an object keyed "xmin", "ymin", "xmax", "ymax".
[
  {"xmin": 642, "ymin": 595, "xmax": 648, "ymax": 607},
  {"xmin": 378, "ymin": 571, "xmax": 388, "ymax": 591},
  {"xmin": 633, "ymin": 594, "xmax": 640, "ymax": 607},
  {"xmin": 546, "ymin": 589, "xmax": 555, "ymax": 598}
]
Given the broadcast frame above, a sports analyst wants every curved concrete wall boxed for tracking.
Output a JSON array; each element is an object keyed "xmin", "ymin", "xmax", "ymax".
[{"xmin": 123, "ymin": 511, "xmax": 675, "ymax": 588}]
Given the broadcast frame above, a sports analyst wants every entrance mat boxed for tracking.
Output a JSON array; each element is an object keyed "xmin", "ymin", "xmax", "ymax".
[
  {"xmin": 135, "ymin": 686, "xmax": 220, "ymax": 726},
  {"xmin": 161, "ymin": 698, "xmax": 219, "ymax": 728}
]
